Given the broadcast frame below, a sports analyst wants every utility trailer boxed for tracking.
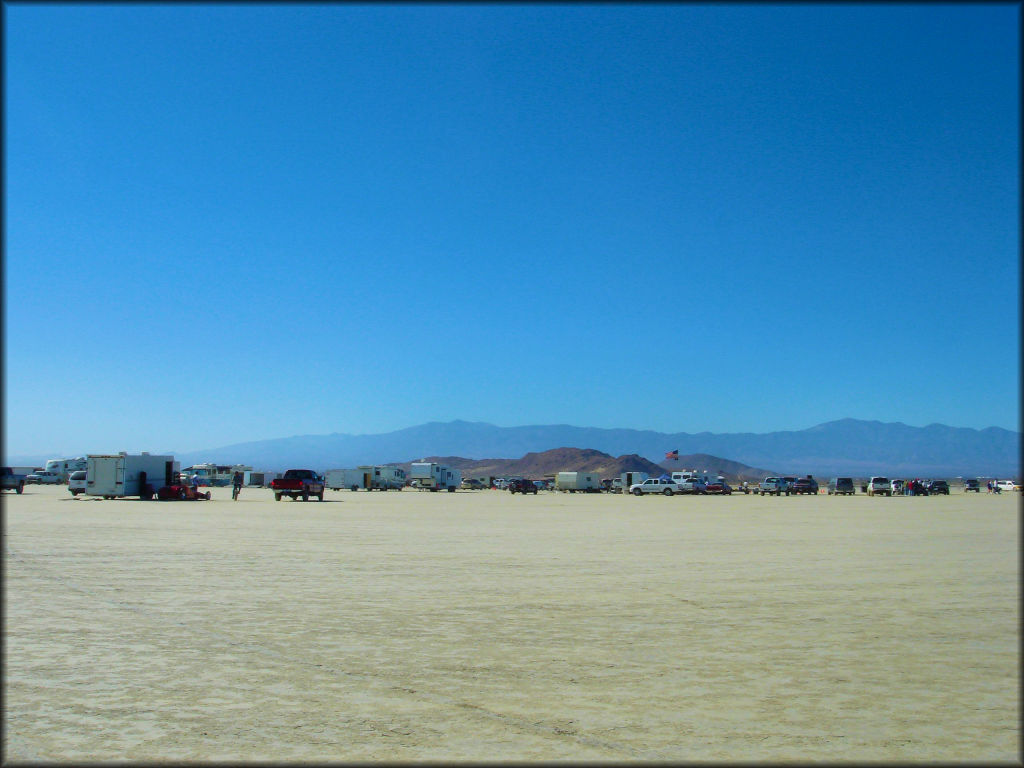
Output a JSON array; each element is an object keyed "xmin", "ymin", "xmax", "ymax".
[
  {"xmin": 410, "ymin": 462, "xmax": 461, "ymax": 492},
  {"xmin": 85, "ymin": 453, "xmax": 179, "ymax": 499},
  {"xmin": 555, "ymin": 471, "xmax": 602, "ymax": 493},
  {"xmin": 325, "ymin": 468, "xmax": 365, "ymax": 491}
]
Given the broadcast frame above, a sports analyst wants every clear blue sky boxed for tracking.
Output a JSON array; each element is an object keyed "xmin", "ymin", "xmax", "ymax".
[{"xmin": 4, "ymin": 3, "xmax": 1020, "ymax": 457}]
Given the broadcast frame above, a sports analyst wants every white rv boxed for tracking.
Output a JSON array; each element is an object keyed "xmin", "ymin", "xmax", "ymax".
[
  {"xmin": 86, "ymin": 453, "xmax": 179, "ymax": 499},
  {"xmin": 410, "ymin": 462, "xmax": 461, "ymax": 492},
  {"xmin": 44, "ymin": 457, "xmax": 88, "ymax": 482},
  {"xmin": 555, "ymin": 471, "xmax": 602, "ymax": 493}
]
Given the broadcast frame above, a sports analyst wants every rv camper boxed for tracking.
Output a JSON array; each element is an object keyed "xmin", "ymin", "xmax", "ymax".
[
  {"xmin": 555, "ymin": 471, "xmax": 602, "ymax": 493},
  {"xmin": 44, "ymin": 457, "xmax": 88, "ymax": 482},
  {"xmin": 86, "ymin": 453, "xmax": 179, "ymax": 499},
  {"xmin": 410, "ymin": 462, "xmax": 461, "ymax": 492}
]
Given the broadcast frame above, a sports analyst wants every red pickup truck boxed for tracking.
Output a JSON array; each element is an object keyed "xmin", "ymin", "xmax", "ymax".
[{"xmin": 271, "ymin": 469, "xmax": 325, "ymax": 501}]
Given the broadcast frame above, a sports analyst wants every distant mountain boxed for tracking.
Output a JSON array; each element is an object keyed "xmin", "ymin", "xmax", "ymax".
[{"xmin": 163, "ymin": 418, "xmax": 1020, "ymax": 478}]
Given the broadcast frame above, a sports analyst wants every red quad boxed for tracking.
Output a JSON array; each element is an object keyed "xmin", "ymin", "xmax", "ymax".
[{"xmin": 157, "ymin": 484, "xmax": 212, "ymax": 501}]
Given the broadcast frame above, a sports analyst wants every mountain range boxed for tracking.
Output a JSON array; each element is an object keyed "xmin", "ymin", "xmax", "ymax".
[{"xmin": 158, "ymin": 418, "xmax": 1019, "ymax": 478}]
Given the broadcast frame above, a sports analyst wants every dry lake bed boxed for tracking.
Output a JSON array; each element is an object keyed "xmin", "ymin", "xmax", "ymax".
[{"xmin": 3, "ymin": 484, "xmax": 1019, "ymax": 762}]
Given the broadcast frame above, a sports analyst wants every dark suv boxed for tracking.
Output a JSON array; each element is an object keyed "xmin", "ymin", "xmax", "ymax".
[
  {"xmin": 791, "ymin": 476, "xmax": 819, "ymax": 495},
  {"xmin": 963, "ymin": 478, "xmax": 980, "ymax": 492},
  {"xmin": 926, "ymin": 480, "xmax": 950, "ymax": 495},
  {"xmin": 508, "ymin": 478, "xmax": 538, "ymax": 494}
]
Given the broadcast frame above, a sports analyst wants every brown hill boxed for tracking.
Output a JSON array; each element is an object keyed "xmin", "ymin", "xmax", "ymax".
[
  {"xmin": 657, "ymin": 453, "xmax": 775, "ymax": 482},
  {"xmin": 399, "ymin": 448, "xmax": 678, "ymax": 480}
]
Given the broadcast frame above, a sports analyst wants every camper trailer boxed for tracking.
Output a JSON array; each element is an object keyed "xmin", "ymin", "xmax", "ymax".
[
  {"xmin": 86, "ymin": 453, "xmax": 179, "ymax": 499},
  {"xmin": 44, "ymin": 457, "xmax": 88, "ymax": 482},
  {"xmin": 410, "ymin": 462, "xmax": 461, "ymax": 492},
  {"xmin": 555, "ymin": 471, "xmax": 602, "ymax": 493}
]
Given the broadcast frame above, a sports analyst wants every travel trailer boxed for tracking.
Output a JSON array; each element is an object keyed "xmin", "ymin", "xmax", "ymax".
[
  {"xmin": 555, "ymin": 471, "xmax": 602, "ymax": 493},
  {"xmin": 86, "ymin": 453, "xmax": 179, "ymax": 499},
  {"xmin": 410, "ymin": 462, "xmax": 461, "ymax": 492}
]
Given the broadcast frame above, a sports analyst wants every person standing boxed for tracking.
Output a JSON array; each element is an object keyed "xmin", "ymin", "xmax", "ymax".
[{"xmin": 232, "ymin": 471, "xmax": 243, "ymax": 501}]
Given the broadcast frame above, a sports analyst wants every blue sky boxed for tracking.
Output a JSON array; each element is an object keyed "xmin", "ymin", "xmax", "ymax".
[{"xmin": 4, "ymin": 3, "xmax": 1020, "ymax": 457}]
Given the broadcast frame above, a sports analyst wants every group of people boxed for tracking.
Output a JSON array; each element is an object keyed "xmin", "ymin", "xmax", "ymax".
[
  {"xmin": 986, "ymin": 480, "xmax": 1003, "ymax": 494},
  {"xmin": 895, "ymin": 479, "xmax": 929, "ymax": 496}
]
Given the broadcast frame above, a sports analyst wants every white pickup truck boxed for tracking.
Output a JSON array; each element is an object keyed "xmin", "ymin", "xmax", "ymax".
[
  {"xmin": 630, "ymin": 477, "xmax": 683, "ymax": 496},
  {"xmin": 758, "ymin": 477, "xmax": 790, "ymax": 496}
]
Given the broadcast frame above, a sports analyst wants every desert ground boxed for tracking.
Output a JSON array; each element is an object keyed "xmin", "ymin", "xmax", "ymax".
[{"xmin": 3, "ymin": 484, "xmax": 1019, "ymax": 762}]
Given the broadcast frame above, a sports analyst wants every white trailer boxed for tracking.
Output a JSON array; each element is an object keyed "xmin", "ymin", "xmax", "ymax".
[
  {"xmin": 410, "ymin": 462, "xmax": 461, "ymax": 492},
  {"xmin": 243, "ymin": 471, "xmax": 275, "ymax": 487},
  {"xmin": 369, "ymin": 465, "xmax": 406, "ymax": 490},
  {"xmin": 86, "ymin": 453, "xmax": 179, "ymax": 499},
  {"xmin": 617, "ymin": 471, "xmax": 649, "ymax": 492},
  {"xmin": 325, "ymin": 468, "xmax": 365, "ymax": 491},
  {"xmin": 44, "ymin": 457, "xmax": 88, "ymax": 482},
  {"xmin": 555, "ymin": 471, "xmax": 602, "ymax": 493}
]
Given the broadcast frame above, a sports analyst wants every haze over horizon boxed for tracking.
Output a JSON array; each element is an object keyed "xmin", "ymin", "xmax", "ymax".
[{"xmin": 5, "ymin": 4, "xmax": 1019, "ymax": 458}]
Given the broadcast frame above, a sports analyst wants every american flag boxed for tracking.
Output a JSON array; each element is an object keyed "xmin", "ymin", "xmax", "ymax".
[{"xmin": 665, "ymin": 450, "xmax": 679, "ymax": 460}]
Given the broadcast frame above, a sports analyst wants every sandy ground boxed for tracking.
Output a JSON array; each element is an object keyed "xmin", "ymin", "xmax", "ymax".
[{"xmin": 3, "ymin": 484, "xmax": 1019, "ymax": 762}]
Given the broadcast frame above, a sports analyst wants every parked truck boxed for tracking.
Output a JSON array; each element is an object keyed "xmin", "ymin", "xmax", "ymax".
[
  {"xmin": 555, "ymin": 471, "xmax": 602, "ymax": 493},
  {"xmin": 86, "ymin": 453, "xmax": 179, "ymax": 499},
  {"xmin": 1, "ymin": 467, "xmax": 27, "ymax": 494},
  {"xmin": 270, "ymin": 469, "xmax": 325, "ymax": 501},
  {"xmin": 409, "ymin": 462, "xmax": 461, "ymax": 492}
]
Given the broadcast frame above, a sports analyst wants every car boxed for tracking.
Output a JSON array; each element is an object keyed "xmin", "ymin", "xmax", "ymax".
[
  {"xmin": 758, "ymin": 477, "xmax": 789, "ymax": 496},
  {"xmin": 827, "ymin": 477, "xmax": 855, "ymax": 495},
  {"xmin": 996, "ymin": 480, "xmax": 1021, "ymax": 492},
  {"xmin": 676, "ymin": 476, "xmax": 708, "ymax": 494},
  {"xmin": 790, "ymin": 476, "xmax": 819, "ymax": 495},
  {"xmin": 705, "ymin": 478, "xmax": 732, "ymax": 495},
  {"xmin": 890, "ymin": 479, "xmax": 904, "ymax": 495},
  {"xmin": 926, "ymin": 480, "xmax": 950, "ymax": 495},
  {"xmin": 963, "ymin": 478, "xmax": 980, "ymax": 492},
  {"xmin": 68, "ymin": 470, "xmax": 87, "ymax": 496},
  {"xmin": 26, "ymin": 470, "xmax": 62, "ymax": 485},
  {"xmin": 460, "ymin": 478, "xmax": 486, "ymax": 490},
  {"xmin": 508, "ymin": 478, "xmax": 538, "ymax": 494},
  {"xmin": 630, "ymin": 477, "xmax": 683, "ymax": 496},
  {"xmin": 867, "ymin": 477, "xmax": 891, "ymax": 497}
]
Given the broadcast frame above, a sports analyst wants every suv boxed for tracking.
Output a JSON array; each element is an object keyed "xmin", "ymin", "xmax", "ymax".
[
  {"xmin": 926, "ymin": 480, "xmax": 950, "ymax": 495},
  {"xmin": 867, "ymin": 477, "xmax": 891, "ymax": 496},
  {"xmin": 790, "ymin": 476, "xmax": 819, "ymax": 495},
  {"xmin": 827, "ymin": 477, "xmax": 855, "ymax": 495},
  {"xmin": 630, "ymin": 477, "xmax": 682, "ymax": 496},
  {"xmin": 758, "ymin": 477, "xmax": 789, "ymax": 496},
  {"xmin": 508, "ymin": 478, "xmax": 538, "ymax": 494},
  {"xmin": 68, "ymin": 470, "xmax": 87, "ymax": 496},
  {"xmin": 26, "ymin": 470, "xmax": 61, "ymax": 485},
  {"xmin": 963, "ymin": 478, "xmax": 980, "ymax": 492}
]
